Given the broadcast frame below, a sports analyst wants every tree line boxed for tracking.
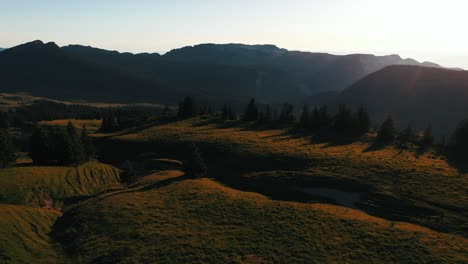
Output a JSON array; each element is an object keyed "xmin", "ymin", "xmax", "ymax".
[{"xmin": 177, "ymin": 96, "xmax": 468, "ymax": 150}]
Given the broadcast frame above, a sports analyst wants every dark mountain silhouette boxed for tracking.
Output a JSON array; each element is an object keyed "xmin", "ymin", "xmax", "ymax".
[
  {"xmin": 337, "ymin": 65, "xmax": 468, "ymax": 136},
  {"xmin": 0, "ymin": 48, "xmax": 5, "ymax": 52},
  {"xmin": 164, "ymin": 44, "xmax": 441, "ymax": 101},
  {"xmin": 0, "ymin": 41, "xmax": 177, "ymax": 103},
  {"xmin": 0, "ymin": 40, "xmax": 443, "ymax": 105},
  {"xmin": 62, "ymin": 45, "xmax": 258, "ymax": 104}
]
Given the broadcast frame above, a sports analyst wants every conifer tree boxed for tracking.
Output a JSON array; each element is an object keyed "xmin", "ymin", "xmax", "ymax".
[
  {"xmin": 264, "ymin": 105, "xmax": 272, "ymax": 123},
  {"xmin": 184, "ymin": 142, "xmax": 207, "ymax": 178},
  {"xmin": 178, "ymin": 96, "xmax": 197, "ymax": 119},
  {"xmin": 243, "ymin": 98, "xmax": 258, "ymax": 122},
  {"xmin": 0, "ymin": 129, "xmax": 15, "ymax": 168},
  {"xmin": 400, "ymin": 125, "xmax": 416, "ymax": 143},
  {"xmin": 30, "ymin": 127, "xmax": 50, "ymax": 165},
  {"xmin": 64, "ymin": 122, "xmax": 85, "ymax": 165},
  {"xmin": 422, "ymin": 125, "xmax": 434, "ymax": 146},
  {"xmin": 377, "ymin": 116, "xmax": 396, "ymax": 143},
  {"xmin": 451, "ymin": 119, "xmax": 468, "ymax": 150},
  {"xmin": 356, "ymin": 105, "xmax": 370, "ymax": 135},
  {"xmin": 299, "ymin": 104, "xmax": 310, "ymax": 129},
  {"xmin": 81, "ymin": 124, "xmax": 95, "ymax": 161},
  {"xmin": 318, "ymin": 105, "xmax": 331, "ymax": 131},
  {"xmin": 279, "ymin": 103, "xmax": 295, "ymax": 124}
]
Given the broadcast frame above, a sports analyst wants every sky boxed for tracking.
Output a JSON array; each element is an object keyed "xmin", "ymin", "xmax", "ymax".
[{"xmin": 1, "ymin": 0, "xmax": 467, "ymax": 68}]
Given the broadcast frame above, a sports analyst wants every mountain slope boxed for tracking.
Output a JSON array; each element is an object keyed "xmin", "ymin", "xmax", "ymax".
[
  {"xmin": 0, "ymin": 41, "xmax": 177, "ymax": 103},
  {"xmin": 62, "ymin": 45, "xmax": 259, "ymax": 103},
  {"xmin": 0, "ymin": 41, "xmax": 445, "ymax": 105},
  {"xmin": 164, "ymin": 44, "xmax": 442, "ymax": 101},
  {"xmin": 338, "ymin": 65, "xmax": 468, "ymax": 135}
]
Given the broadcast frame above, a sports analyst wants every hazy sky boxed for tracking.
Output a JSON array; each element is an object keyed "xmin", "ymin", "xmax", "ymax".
[{"xmin": 1, "ymin": 0, "xmax": 467, "ymax": 68}]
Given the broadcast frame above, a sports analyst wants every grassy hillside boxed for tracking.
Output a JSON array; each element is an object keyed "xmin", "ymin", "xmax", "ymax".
[
  {"xmin": 0, "ymin": 162, "xmax": 121, "ymax": 207},
  {"xmin": 0, "ymin": 204, "xmax": 62, "ymax": 263},
  {"xmin": 101, "ymin": 118, "xmax": 467, "ymax": 235},
  {"xmin": 39, "ymin": 119, "xmax": 102, "ymax": 133},
  {"xmin": 54, "ymin": 174, "xmax": 467, "ymax": 263}
]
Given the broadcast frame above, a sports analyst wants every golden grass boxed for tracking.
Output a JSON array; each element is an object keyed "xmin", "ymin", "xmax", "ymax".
[
  {"xmin": 0, "ymin": 204, "xmax": 62, "ymax": 263},
  {"xmin": 0, "ymin": 162, "xmax": 122, "ymax": 206},
  {"xmin": 55, "ymin": 177, "xmax": 468, "ymax": 263},
  {"xmin": 112, "ymin": 118, "xmax": 467, "ymax": 210}
]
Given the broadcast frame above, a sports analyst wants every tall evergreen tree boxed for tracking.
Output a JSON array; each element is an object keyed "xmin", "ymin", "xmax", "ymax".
[
  {"xmin": 279, "ymin": 103, "xmax": 295, "ymax": 124},
  {"xmin": 81, "ymin": 124, "xmax": 95, "ymax": 161},
  {"xmin": 243, "ymin": 98, "xmax": 258, "ymax": 122},
  {"xmin": 184, "ymin": 142, "xmax": 207, "ymax": 178},
  {"xmin": 30, "ymin": 127, "xmax": 51, "ymax": 165},
  {"xmin": 63, "ymin": 122, "xmax": 85, "ymax": 165},
  {"xmin": 299, "ymin": 104, "xmax": 310, "ymax": 129},
  {"xmin": 333, "ymin": 104, "xmax": 353, "ymax": 136},
  {"xmin": 422, "ymin": 125, "xmax": 434, "ymax": 146},
  {"xmin": 0, "ymin": 129, "xmax": 15, "ymax": 168},
  {"xmin": 400, "ymin": 125, "xmax": 416, "ymax": 143},
  {"xmin": 264, "ymin": 105, "xmax": 272, "ymax": 123},
  {"xmin": 318, "ymin": 106, "xmax": 331, "ymax": 131},
  {"xmin": 377, "ymin": 116, "xmax": 396, "ymax": 143},
  {"xmin": 178, "ymin": 96, "xmax": 197, "ymax": 119},
  {"xmin": 451, "ymin": 119, "xmax": 468, "ymax": 151},
  {"xmin": 356, "ymin": 105, "xmax": 370, "ymax": 136}
]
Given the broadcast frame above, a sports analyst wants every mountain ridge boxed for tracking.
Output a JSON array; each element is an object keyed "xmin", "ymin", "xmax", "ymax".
[{"xmin": 337, "ymin": 64, "xmax": 468, "ymax": 135}]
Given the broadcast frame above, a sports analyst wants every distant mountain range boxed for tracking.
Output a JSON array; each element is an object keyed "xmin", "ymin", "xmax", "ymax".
[
  {"xmin": 0, "ymin": 40, "xmax": 442, "ymax": 105},
  {"xmin": 336, "ymin": 65, "xmax": 468, "ymax": 136},
  {"xmin": 0, "ymin": 48, "xmax": 5, "ymax": 52}
]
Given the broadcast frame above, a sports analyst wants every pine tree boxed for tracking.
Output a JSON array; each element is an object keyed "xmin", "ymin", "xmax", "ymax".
[
  {"xmin": 243, "ymin": 98, "xmax": 258, "ymax": 122},
  {"xmin": 184, "ymin": 143, "xmax": 207, "ymax": 178},
  {"xmin": 0, "ymin": 129, "xmax": 15, "ymax": 168},
  {"xmin": 299, "ymin": 104, "xmax": 310, "ymax": 129},
  {"xmin": 310, "ymin": 107, "xmax": 320, "ymax": 131},
  {"xmin": 451, "ymin": 119, "xmax": 468, "ymax": 151},
  {"xmin": 279, "ymin": 103, "xmax": 295, "ymax": 124},
  {"xmin": 318, "ymin": 106, "xmax": 331, "ymax": 131},
  {"xmin": 30, "ymin": 127, "xmax": 50, "ymax": 165},
  {"xmin": 377, "ymin": 116, "xmax": 396, "ymax": 143},
  {"xmin": 333, "ymin": 104, "xmax": 353, "ymax": 136},
  {"xmin": 81, "ymin": 124, "xmax": 95, "ymax": 161},
  {"xmin": 356, "ymin": 105, "xmax": 370, "ymax": 136},
  {"xmin": 264, "ymin": 105, "xmax": 272, "ymax": 123},
  {"xmin": 64, "ymin": 122, "xmax": 85, "ymax": 165},
  {"xmin": 178, "ymin": 96, "xmax": 197, "ymax": 119},
  {"xmin": 422, "ymin": 125, "xmax": 434, "ymax": 146},
  {"xmin": 400, "ymin": 125, "xmax": 416, "ymax": 143}
]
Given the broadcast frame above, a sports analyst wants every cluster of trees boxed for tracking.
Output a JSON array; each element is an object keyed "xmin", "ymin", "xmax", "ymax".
[
  {"xmin": 0, "ymin": 100, "xmax": 161, "ymax": 131},
  {"xmin": 298, "ymin": 104, "xmax": 370, "ymax": 138},
  {"xmin": 30, "ymin": 122, "xmax": 95, "ymax": 165},
  {"xmin": 0, "ymin": 129, "xmax": 15, "ymax": 168},
  {"xmin": 99, "ymin": 108, "xmax": 156, "ymax": 132}
]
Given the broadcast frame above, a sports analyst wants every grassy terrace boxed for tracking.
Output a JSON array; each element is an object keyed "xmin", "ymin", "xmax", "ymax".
[
  {"xmin": 54, "ymin": 173, "xmax": 467, "ymax": 263},
  {"xmin": 0, "ymin": 162, "xmax": 121, "ymax": 207},
  {"xmin": 101, "ymin": 117, "xmax": 467, "ymax": 235}
]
